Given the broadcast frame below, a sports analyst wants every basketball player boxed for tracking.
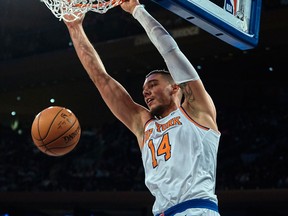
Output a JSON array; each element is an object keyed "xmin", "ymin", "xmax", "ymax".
[{"xmin": 64, "ymin": 0, "xmax": 221, "ymax": 215}]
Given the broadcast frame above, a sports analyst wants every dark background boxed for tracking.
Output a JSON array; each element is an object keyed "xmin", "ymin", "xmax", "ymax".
[
  {"xmin": 0, "ymin": 0, "xmax": 288, "ymax": 215},
  {"xmin": 0, "ymin": 0, "xmax": 287, "ymax": 127}
]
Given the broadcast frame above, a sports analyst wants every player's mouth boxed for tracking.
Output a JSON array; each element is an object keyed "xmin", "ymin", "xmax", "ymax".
[{"xmin": 146, "ymin": 98, "xmax": 154, "ymax": 106}]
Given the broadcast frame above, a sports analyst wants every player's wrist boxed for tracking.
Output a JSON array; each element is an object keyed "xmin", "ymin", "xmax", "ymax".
[
  {"xmin": 132, "ymin": 4, "xmax": 144, "ymax": 17},
  {"xmin": 66, "ymin": 22, "xmax": 82, "ymax": 31}
]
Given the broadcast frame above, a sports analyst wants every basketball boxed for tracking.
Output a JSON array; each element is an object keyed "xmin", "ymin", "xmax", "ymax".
[{"xmin": 31, "ymin": 106, "xmax": 81, "ymax": 156}]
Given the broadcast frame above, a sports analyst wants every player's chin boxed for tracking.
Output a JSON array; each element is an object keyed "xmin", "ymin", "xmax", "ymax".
[
  {"xmin": 147, "ymin": 101, "xmax": 155, "ymax": 110},
  {"xmin": 148, "ymin": 103, "xmax": 157, "ymax": 112}
]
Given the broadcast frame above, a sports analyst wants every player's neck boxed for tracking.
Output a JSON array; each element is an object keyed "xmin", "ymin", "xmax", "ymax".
[{"xmin": 155, "ymin": 105, "xmax": 178, "ymax": 119}]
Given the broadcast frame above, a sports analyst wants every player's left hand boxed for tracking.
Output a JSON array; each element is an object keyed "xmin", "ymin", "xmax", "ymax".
[{"xmin": 120, "ymin": 0, "xmax": 140, "ymax": 14}]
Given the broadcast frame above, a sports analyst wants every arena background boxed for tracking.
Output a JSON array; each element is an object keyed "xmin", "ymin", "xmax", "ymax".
[{"xmin": 0, "ymin": 0, "xmax": 287, "ymax": 215}]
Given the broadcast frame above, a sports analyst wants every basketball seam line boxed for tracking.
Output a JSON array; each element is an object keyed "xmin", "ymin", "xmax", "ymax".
[
  {"xmin": 46, "ymin": 137, "xmax": 80, "ymax": 156},
  {"xmin": 39, "ymin": 119, "xmax": 79, "ymax": 148},
  {"xmin": 42, "ymin": 107, "xmax": 65, "ymax": 141}
]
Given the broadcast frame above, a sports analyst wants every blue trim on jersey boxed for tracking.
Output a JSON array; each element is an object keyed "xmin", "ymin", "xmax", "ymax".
[{"xmin": 156, "ymin": 199, "xmax": 218, "ymax": 216}]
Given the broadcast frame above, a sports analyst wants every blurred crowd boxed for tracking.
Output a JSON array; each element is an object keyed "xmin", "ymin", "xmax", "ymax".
[{"xmin": 0, "ymin": 101, "xmax": 287, "ymax": 192}]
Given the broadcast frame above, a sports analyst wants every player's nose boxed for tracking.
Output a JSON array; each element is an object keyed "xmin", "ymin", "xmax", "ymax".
[{"xmin": 143, "ymin": 88, "xmax": 151, "ymax": 98}]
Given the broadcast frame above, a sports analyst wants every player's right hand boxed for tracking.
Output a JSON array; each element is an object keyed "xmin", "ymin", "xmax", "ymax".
[{"xmin": 63, "ymin": 13, "xmax": 85, "ymax": 27}]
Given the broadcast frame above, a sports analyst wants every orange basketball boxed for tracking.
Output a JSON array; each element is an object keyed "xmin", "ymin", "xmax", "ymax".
[{"xmin": 31, "ymin": 106, "xmax": 81, "ymax": 156}]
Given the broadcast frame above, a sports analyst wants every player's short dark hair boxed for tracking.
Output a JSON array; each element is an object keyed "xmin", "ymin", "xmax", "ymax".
[{"xmin": 145, "ymin": 69, "xmax": 170, "ymax": 78}]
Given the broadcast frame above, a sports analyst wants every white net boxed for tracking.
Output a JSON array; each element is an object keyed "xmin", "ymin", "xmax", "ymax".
[{"xmin": 41, "ymin": 0, "xmax": 123, "ymax": 22}]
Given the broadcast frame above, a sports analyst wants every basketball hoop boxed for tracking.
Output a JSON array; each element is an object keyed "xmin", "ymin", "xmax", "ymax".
[{"xmin": 41, "ymin": 0, "xmax": 124, "ymax": 22}]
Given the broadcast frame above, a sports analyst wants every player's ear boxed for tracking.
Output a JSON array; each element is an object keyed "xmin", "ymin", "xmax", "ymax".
[
  {"xmin": 171, "ymin": 83, "xmax": 180, "ymax": 93},
  {"xmin": 171, "ymin": 84, "xmax": 183, "ymax": 104},
  {"xmin": 170, "ymin": 84, "xmax": 181, "ymax": 98}
]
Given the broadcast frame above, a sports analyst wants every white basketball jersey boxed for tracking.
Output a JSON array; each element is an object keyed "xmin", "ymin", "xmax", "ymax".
[{"xmin": 141, "ymin": 107, "xmax": 220, "ymax": 215}]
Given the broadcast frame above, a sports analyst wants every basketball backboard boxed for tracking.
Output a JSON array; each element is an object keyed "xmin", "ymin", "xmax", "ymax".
[{"xmin": 151, "ymin": 0, "xmax": 262, "ymax": 50}]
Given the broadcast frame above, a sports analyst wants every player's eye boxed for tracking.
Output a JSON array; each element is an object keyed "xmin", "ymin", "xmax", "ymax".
[{"xmin": 150, "ymin": 81, "xmax": 157, "ymax": 88}]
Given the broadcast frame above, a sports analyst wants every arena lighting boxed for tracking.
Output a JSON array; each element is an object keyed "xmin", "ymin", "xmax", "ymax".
[
  {"xmin": 17, "ymin": 129, "xmax": 23, "ymax": 135},
  {"xmin": 50, "ymin": 98, "xmax": 55, "ymax": 103}
]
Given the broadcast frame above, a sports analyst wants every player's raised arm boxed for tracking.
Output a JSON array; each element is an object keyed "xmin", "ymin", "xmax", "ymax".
[
  {"xmin": 64, "ymin": 15, "xmax": 151, "ymax": 142},
  {"xmin": 122, "ymin": 0, "xmax": 218, "ymax": 132}
]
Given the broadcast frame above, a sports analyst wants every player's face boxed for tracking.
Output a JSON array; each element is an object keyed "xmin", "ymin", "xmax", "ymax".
[{"xmin": 143, "ymin": 73, "xmax": 174, "ymax": 117}]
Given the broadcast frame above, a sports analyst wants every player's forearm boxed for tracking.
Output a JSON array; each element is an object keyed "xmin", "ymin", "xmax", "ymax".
[
  {"xmin": 67, "ymin": 24, "xmax": 143, "ymax": 133},
  {"xmin": 133, "ymin": 5, "xmax": 176, "ymax": 56},
  {"xmin": 133, "ymin": 5, "xmax": 199, "ymax": 84},
  {"xmin": 67, "ymin": 25, "xmax": 108, "ymax": 85}
]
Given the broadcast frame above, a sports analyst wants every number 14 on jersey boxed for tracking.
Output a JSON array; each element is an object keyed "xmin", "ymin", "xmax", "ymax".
[{"xmin": 148, "ymin": 133, "xmax": 172, "ymax": 168}]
